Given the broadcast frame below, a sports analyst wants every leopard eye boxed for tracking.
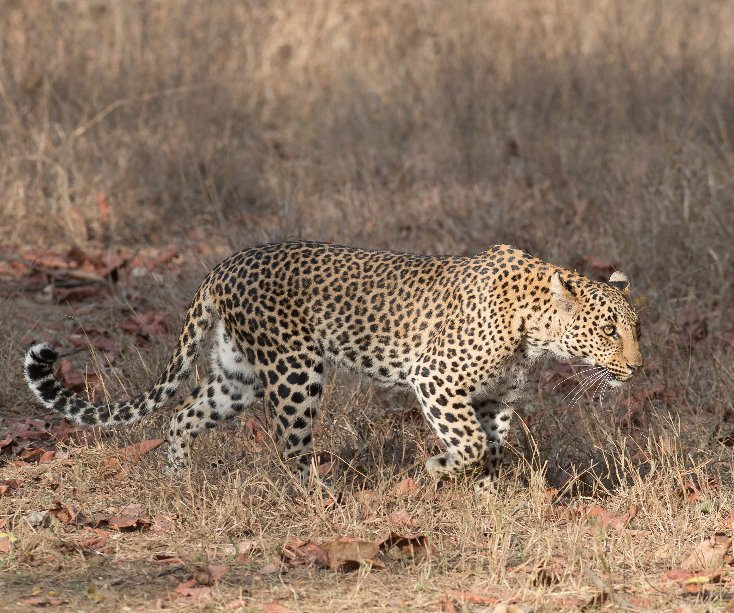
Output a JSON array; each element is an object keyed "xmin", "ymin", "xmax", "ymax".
[
  {"xmin": 635, "ymin": 322, "xmax": 642, "ymax": 340},
  {"xmin": 602, "ymin": 325, "xmax": 619, "ymax": 339}
]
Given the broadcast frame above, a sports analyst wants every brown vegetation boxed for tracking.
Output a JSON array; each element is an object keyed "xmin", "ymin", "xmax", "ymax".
[{"xmin": 1, "ymin": 1, "xmax": 733, "ymax": 610}]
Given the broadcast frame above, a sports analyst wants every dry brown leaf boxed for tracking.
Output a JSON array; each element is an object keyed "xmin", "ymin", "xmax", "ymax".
[
  {"xmin": 323, "ymin": 537, "xmax": 382, "ymax": 571},
  {"xmin": 117, "ymin": 438, "xmax": 164, "ymax": 463},
  {"xmin": 79, "ymin": 529, "xmax": 110, "ymax": 550},
  {"xmin": 172, "ymin": 579, "xmax": 211, "ymax": 602},
  {"xmin": 380, "ymin": 532, "xmax": 431, "ymax": 560},
  {"xmin": 21, "ymin": 597, "xmax": 68, "ymax": 607},
  {"xmin": 57, "ymin": 359, "xmax": 102, "ymax": 401},
  {"xmin": 586, "ymin": 504, "xmax": 637, "ymax": 531},
  {"xmin": 53, "ymin": 285, "xmax": 107, "ymax": 304},
  {"xmin": 281, "ymin": 539, "xmax": 329, "ymax": 568},
  {"xmin": 153, "ymin": 553, "xmax": 185, "ymax": 564},
  {"xmin": 96, "ymin": 503, "xmax": 152, "ymax": 530},
  {"xmin": 97, "ymin": 456, "xmax": 123, "ymax": 478},
  {"xmin": 438, "ymin": 595, "xmax": 457, "ymax": 613},
  {"xmin": 0, "ymin": 536, "xmax": 12, "ymax": 554},
  {"xmin": 195, "ymin": 564, "xmax": 229, "ymax": 585},
  {"xmin": 151, "ymin": 516, "xmax": 176, "ymax": 533},
  {"xmin": 48, "ymin": 502, "xmax": 83, "ymax": 525},
  {"xmin": 443, "ymin": 589, "xmax": 499, "ymax": 606},
  {"xmin": 39, "ymin": 450, "xmax": 56, "ymax": 463},
  {"xmin": 680, "ymin": 534, "xmax": 732, "ymax": 571},
  {"xmin": 0, "ymin": 479, "xmax": 20, "ymax": 495},
  {"xmin": 122, "ymin": 310, "xmax": 168, "ymax": 338},
  {"xmin": 664, "ymin": 568, "xmax": 722, "ymax": 584},
  {"xmin": 390, "ymin": 478, "xmax": 419, "ymax": 497},
  {"xmin": 388, "ymin": 510, "xmax": 415, "ymax": 527},
  {"xmin": 68, "ymin": 332, "xmax": 117, "ymax": 355},
  {"xmin": 264, "ymin": 601, "xmax": 292, "ymax": 613}
]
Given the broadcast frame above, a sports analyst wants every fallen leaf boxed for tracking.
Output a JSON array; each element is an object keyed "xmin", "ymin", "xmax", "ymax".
[
  {"xmin": 388, "ymin": 510, "xmax": 415, "ymax": 527},
  {"xmin": 323, "ymin": 537, "xmax": 382, "ymax": 571},
  {"xmin": 379, "ymin": 532, "xmax": 431, "ymax": 560},
  {"xmin": 97, "ymin": 456, "xmax": 123, "ymax": 478},
  {"xmin": 39, "ymin": 450, "xmax": 56, "ymax": 463},
  {"xmin": 48, "ymin": 502, "xmax": 83, "ymax": 525},
  {"xmin": 117, "ymin": 439, "xmax": 164, "ymax": 463},
  {"xmin": 151, "ymin": 516, "xmax": 176, "ymax": 533},
  {"xmin": 79, "ymin": 529, "xmax": 111, "ymax": 551},
  {"xmin": 0, "ymin": 479, "xmax": 20, "ymax": 495},
  {"xmin": 438, "ymin": 595, "xmax": 457, "ymax": 613},
  {"xmin": 96, "ymin": 503, "xmax": 152, "ymax": 530},
  {"xmin": 443, "ymin": 589, "xmax": 499, "ymax": 606},
  {"xmin": 281, "ymin": 539, "xmax": 328, "ymax": 568},
  {"xmin": 53, "ymin": 284, "xmax": 107, "ymax": 303},
  {"xmin": 264, "ymin": 601, "xmax": 292, "ymax": 613},
  {"xmin": 586, "ymin": 504, "xmax": 637, "ymax": 531},
  {"xmin": 0, "ymin": 531, "xmax": 17, "ymax": 553},
  {"xmin": 152, "ymin": 553, "xmax": 184, "ymax": 564},
  {"xmin": 68, "ymin": 332, "xmax": 117, "ymax": 355},
  {"xmin": 122, "ymin": 310, "xmax": 168, "ymax": 338},
  {"xmin": 21, "ymin": 597, "xmax": 68, "ymax": 607},
  {"xmin": 172, "ymin": 579, "xmax": 210, "ymax": 602},
  {"xmin": 195, "ymin": 564, "xmax": 229, "ymax": 585},
  {"xmin": 390, "ymin": 478, "xmax": 419, "ymax": 497},
  {"xmin": 680, "ymin": 534, "xmax": 732, "ymax": 571},
  {"xmin": 56, "ymin": 359, "xmax": 102, "ymax": 401}
]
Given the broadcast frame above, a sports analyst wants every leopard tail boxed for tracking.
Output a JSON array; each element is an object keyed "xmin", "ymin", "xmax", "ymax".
[{"xmin": 24, "ymin": 282, "xmax": 216, "ymax": 426}]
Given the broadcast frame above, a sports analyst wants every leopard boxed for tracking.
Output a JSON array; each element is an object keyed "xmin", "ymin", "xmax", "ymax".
[{"xmin": 24, "ymin": 241, "xmax": 643, "ymax": 491}]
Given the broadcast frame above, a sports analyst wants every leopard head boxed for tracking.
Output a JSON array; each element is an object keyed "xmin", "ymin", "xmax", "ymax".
[{"xmin": 549, "ymin": 270, "xmax": 642, "ymax": 386}]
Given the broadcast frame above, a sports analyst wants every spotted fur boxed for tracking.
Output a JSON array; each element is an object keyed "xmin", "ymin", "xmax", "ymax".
[{"xmin": 24, "ymin": 242, "xmax": 642, "ymax": 490}]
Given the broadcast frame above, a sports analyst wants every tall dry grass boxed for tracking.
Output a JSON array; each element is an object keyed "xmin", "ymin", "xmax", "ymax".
[{"xmin": 2, "ymin": 1, "xmax": 733, "ymax": 264}]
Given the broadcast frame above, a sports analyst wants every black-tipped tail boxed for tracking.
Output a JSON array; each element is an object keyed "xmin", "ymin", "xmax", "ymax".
[
  {"xmin": 23, "ymin": 282, "xmax": 216, "ymax": 426},
  {"xmin": 24, "ymin": 343, "xmax": 63, "ymax": 404}
]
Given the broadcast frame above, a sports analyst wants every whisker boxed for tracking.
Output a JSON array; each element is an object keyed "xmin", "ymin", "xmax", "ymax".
[
  {"xmin": 560, "ymin": 368, "xmax": 602, "ymax": 404},
  {"xmin": 562, "ymin": 369, "xmax": 604, "ymax": 405},
  {"xmin": 552, "ymin": 366, "xmax": 599, "ymax": 391},
  {"xmin": 570, "ymin": 370, "xmax": 607, "ymax": 406},
  {"xmin": 598, "ymin": 377, "xmax": 609, "ymax": 406}
]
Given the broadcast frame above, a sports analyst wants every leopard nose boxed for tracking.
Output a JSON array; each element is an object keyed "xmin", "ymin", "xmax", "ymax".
[{"xmin": 627, "ymin": 363, "xmax": 641, "ymax": 375}]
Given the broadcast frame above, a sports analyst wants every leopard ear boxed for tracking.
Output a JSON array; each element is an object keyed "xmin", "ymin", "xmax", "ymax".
[
  {"xmin": 608, "ymin": 271, "xmax": 630, "ymax": 294},
  {"xmin": 550, "ymin": 272, "xmax": 578, "ymax": 315}
]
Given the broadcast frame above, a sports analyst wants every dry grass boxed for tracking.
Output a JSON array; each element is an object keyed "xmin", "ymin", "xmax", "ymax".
[{"xmin": 2, "ymin": 0, "xmax": 734, "ymax": 610}]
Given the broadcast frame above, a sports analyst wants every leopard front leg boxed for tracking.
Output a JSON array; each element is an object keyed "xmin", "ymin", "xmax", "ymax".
[
  {"xmin": 411, "ymin": 379, "xmax": 489, "ymax": 486},
  {"xmin": 474, "ymin": 398, "xmax": 513, "ymax": 480}
]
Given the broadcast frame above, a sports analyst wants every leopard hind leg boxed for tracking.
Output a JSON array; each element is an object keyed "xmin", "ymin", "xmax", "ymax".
[{"xmin": 166, "ymin": 322, "xmax": 262, "ymax": 470}]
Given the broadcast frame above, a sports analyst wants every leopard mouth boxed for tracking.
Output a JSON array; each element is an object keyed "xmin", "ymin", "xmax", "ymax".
[{"xmin": 604, "ymin": 367, "xmax": 635, "ymax": 386}]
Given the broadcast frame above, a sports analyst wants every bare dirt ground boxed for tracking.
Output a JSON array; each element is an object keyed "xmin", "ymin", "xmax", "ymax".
[{"xmin": 1, "ymin": 1, "xmax": 734, "ymax": 611}]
